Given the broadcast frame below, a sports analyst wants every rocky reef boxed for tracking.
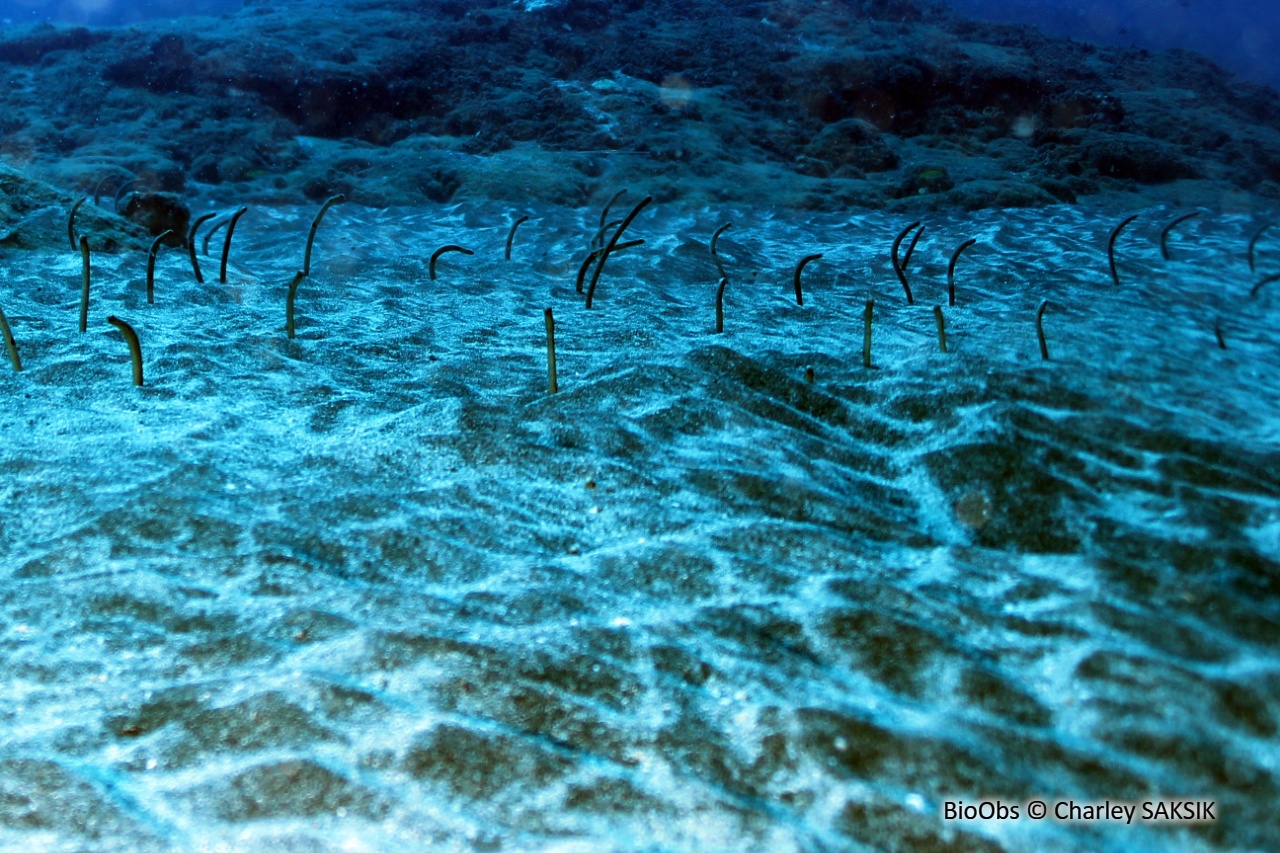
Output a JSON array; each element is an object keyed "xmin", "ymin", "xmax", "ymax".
[{"xmin": 0, "ymin": 0, "xmax": 1278, "ymax": 231}]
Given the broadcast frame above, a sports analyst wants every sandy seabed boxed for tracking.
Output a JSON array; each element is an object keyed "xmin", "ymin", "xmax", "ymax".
[{"xmin": 1, "ymin": 197, "xmax": 1278, "ymax": 851}]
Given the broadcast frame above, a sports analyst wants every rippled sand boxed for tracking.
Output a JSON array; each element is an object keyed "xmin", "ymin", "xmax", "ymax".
[{"xmin": 1, "ymin": 198, "xmax": 1278, "ymax": 851}]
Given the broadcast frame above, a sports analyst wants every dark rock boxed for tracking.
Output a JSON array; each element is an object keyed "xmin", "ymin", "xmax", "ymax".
[
  {"xmin": 899, "ymin": 164, "xmax": 954, "ymax": 196},
  {"xmin": 103, "ymin": 34, "xmax": 196, "ymax": 94},
  {"xmin": 0, "ymin": 24, "xmax": 108, "ymax": 64},
  {"xmin": 1042, "ymin": 90, "xmax": 1125, "ymax": 129},
  {"xmin": 1035, "ymin": 177, "xmax": 1077, "ymax": 203},
  {"xmin": 1067, "ymin": 134, "xmax": 1202, "ymax": 184},
  {"xmin": 216, "ymin": 156, "xmax": 255, "ymax": 184},
  {"xmin": 119, "ymin": 192, "xmax": 190, "ymax": 245},
  {"xmin": 191, "ymin": 155, "xmax": 221, "ymax": 183},
  {"xmin": 949, "ymin": 179, "xmax": 1061, "ymax": 209},
  {"xmin": 0, "ymin": 161, "xmax": 149, "ymax": 250},
  {"xmin": 804, "ymin": 118, "xmax": 899, "ymax": 174}
]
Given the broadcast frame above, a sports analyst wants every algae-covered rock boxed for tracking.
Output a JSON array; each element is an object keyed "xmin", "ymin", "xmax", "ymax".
[
  {"xmin": 804, "ymin": 118, "xmax": 900, "ymax": 176},
  {"xmin": 0, "ymin": 160, "xmax": 151, "ymax": 251}
]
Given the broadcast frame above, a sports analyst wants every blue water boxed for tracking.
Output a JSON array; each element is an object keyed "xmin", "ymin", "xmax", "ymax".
[{"xmin": 941, "ymin": 0, "xmax": 1280, "ymax": 91}]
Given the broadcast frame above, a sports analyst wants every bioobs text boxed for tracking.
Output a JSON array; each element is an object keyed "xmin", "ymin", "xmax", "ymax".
[{"xmin": 942, "ymin": 801, "xmax": 1019, "ymax": 820}]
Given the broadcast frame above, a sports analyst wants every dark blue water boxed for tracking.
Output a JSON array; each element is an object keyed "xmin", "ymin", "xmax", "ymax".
[{"xmin": 942, "ymin": 0, "xmax": 1280, "ymax": 91}]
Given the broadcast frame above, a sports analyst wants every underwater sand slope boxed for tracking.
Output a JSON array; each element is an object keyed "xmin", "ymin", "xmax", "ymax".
[{"xmin": 1, "ymin": 198, "xmax": 1278, "ymax": 850}]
